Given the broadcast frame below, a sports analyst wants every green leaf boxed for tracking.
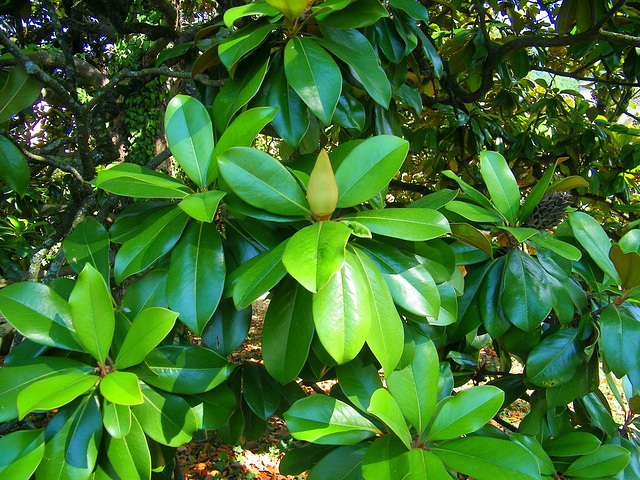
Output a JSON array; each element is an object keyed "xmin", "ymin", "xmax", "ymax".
[
  {"xmin": 0, "ymin": 429, "xmax": 44, "ymax": 480},
  {"xmin": 218, "ymin": 22, "xmax": 274, "ymax": 72},
  {"xmin": 212, "ymin": 55, "xmax": 269, "ymax": 131},
  {"xmin": 35, "ymin": 396, "xmax": 102, "ymax": 480},
  {"xmin": 312, "ymin": 250, "xmax": 372, "ymax": 364},
  {"xmin": 390, "ymin": 0, "xmax": 429, "ymax": 21},
  {"xmin": 17, "ymin": 373, "xmax": 97, "ymax": 419},
  {"xmin": 565, "ymin": 444, "xmax": 630, "ymax": 478},
  {"xmin": 283, "ymin": 221, "xmax": 352, "ymax": 293},
  {"xmin": 64, "ymin": 217, "xmax": 110, "ymax": 282},
  {"xmin": 265, "ymin": 0, "xmax": 307, "ymax": 19},
  {"xmin": 510, "ymin": 433, "xmax": 556, "ymax": 476},
  {"xmin": 361, "ymin": 435, "xmax": 410, "ymax": 479},
  {"xmin": 100, "ymin": 372, "xmax": 143, "ymax": 406},
  {"xmin": 403, "ymin": 449, "xmax": 450, "ymax": 480},
  {"xmin": 387, "ymin": 335, "xmax": 439, "ymax": 434},
  {"xmin": 333, "ymin": 91, "xmax": 366, "ymax": 130},
  {"xmin": 114, "ymin": 206, "xmax": 189, "ymax": 284},
  {"xmin": 164, "ymin": 94, "xmax": 214, "ymax": 188},
  {"xmin": 501, "ymin": 249, "xmax": 552, "ymax": 331},
  {"xmin": 450, "ymin": 223, "xmax": 493, "ymax": 257},
  {"xmin": 0, "ymin": 282, "xmax": 82, "ymax": 351},
  {"xmin": 178, "ymin": 190, "xmax": 225, "ymax": 223},
  {"xmin": 417, "ymin": 29, "xmax": 443, "ymax": 79},
  {"xmin": 479, "ymin": 256, "xmax": 510, "ymax": 338},
  {"xmin": 167, "ymin": 221, "xmax": 225, "ymax": 335},
  {"xmin": 280, "ymin": 444, "xmax": 337, "ymax": 476},
  {"xmin": 367, "ymin": 388, "xmax": 412, "ymax": 449},
  {"xmin": 284, "ymin": 395, "xmax": 380, "ymax": 444},
  {"xmin": 518, "ymin": 163, "xmax": 557, "ymax": 224},
  {"xmin": 336, "ymin": 359, "xmax": 383, "ymax": 411},
  {"xmin": 442, "ymin": 171, "xmax": 496, "ymax": 211},
  {"xmin": 526, "ymin": 328, "xmax": 584, "ymax": 388},
  {"xmin": 218, "ymin": 146, "xmax": 311, "ymax": 216},
  {"xmin": 445, "ymin": 201, "xmax": 504, "ymax": 223},
  {"xmin": 115, "ymin": 307, "xmax": 178, "ymax": 369},
  {"xmin": 284, "ymin": 37, "xmax": 342, "ymax": 125},
  {"xmin": 568, "ymin": 211, "xmax": 620, "ymax": 282},
  {"xmin": 0, "ymin": 135, "xmax": 29, "ymax": 196},
  {"xmin": 619, "ymin": 229, "xmax": 640, "ymax": 253},
  {"xmin": 527, "ymin": 233, "xmax": 582, "ymax": 261},
  {"xmin": 243, "ymin": 362, "xmax": 281, "ymax": 420},
  {"xmin": 189, "ymin": 384, "xmax": 236, "ymax": 430},
  {"xmin": 102, "ymin": 401, "xmax": 132, "ymax": 438},
  {"xmin": 610, "ymin": 244, "xmax": 640, "ymax": 289},
  {"xmin": 431, "ymin": 436, "xmax": 541, "ymax": 480},
  {"xmin": 232, "ymin": 240, "xmax": 288, "ymax": 309},
  {"xmin": 0, "ymin": 66, "xmax": 41, "ymax": 123},
  {"xmin": 201, "ymin": 298, "xmax": 251, "ymax": 356},
  {"xmin": 479, "ymin": 150, "xmax": 520, "ymax": 225},
  {"xmin": 0, "ymin": 357, "xmax": 93, "ymax": 422},
  {"xmin": 316, "ymin": 0, "xmax": 389, "ymax": 28},
  {"xmin": 335, "ymin": 135, "xmax": 409, "ymax": 208},
  {"xmin": 426, "ymin": 386, "xmax": 504, "ymax": 441},
  {"xmin": 600, "ymin": 305, "xmax": 640, "ymax": 378},
  {"xmin": 316, "ymin": 27, "xmax": 391, "ymax": 107},
  {"xmin": 103, "ymin": 414, "xmax": 151, "ymax": 480},
  {"xmin": 307, "ymin": 444, "xmax": 367, "ymax": 480},
  {"xmin": 94, "ymin": 164, "xmax": 192, "ymax": 199},
  {"xmin": 544, "ymin": 431, "xmax": 601, "ymax": 457},
  {"xmin": 132, "ymin": 384, "xmax": 198, "ymax": 447},
  {"xmin": 69, "ymin": 263, "xmax": 114, "ymax": 364},
  {"xmin": 350, "ymin": 247, "xmax": 404, "ymax": 375},
  {"xmin": 262, "ymin": 278, "xmax": 315, "ymax": 384},
  {"xmin": 141, "ymin": 345, "xmax": 232, "ymax": 394},
  {"xmin": 342, "ymin": 208, "xmax": 450, "ymax": 241},
  {"xmin": 223, "ymin": 2, "xmax": 280, "ymax": 28}
]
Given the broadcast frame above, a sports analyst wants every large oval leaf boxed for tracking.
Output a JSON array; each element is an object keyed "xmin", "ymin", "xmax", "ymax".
[
  {"xmin": 242, "ymin": 362, "xmax": 281, "ymax": 420},
  {"xmin": 17, "ymin": 373, "xmax": 97, "ymax": 419},
  {"xmin": 284, "ymin": 395, "xmax": 380, "ymax": 445},
  {"xmin": 0, "ymin": 429, "xmax": 44, "ymax": 480},
  {"xmin": 0, "ymin": 66, "xmax": 41, "ymax": 124},
  {"xmin": 283, "ymin": 221, "xmax": 352, "ymax": 293},
  {"xmin": 218, "ymin": 21, "xmax": 274, "ymax": 72},
  {"xmin": 94, "ymin": 163, "xmax": 192, "ymax": 199},
  {"xmin": 335, "ymin": 135, "xmax": 409, "ymax": 208},
  {"xmin": 164, "ymin": 94, "xmax": 214, "ymax": 188},
  {"xmin": 479, "ymin": 150, "xmax": 520, "ymax": 225},
  {"xmin": 201, "ymin": 298, "xmax": 251, "ymax": 356},
  {"xmin": 367, "ymin": 388, "xmax": 412, "ymax": 449},
  {"xmin": 102, "ymin": 414, "xmax": 151, "ymax": 480},
  {"xmin": 600, "ymin": 305, "xmax": 640, "ymax": 378},
  {"xmin": 526, "ymin": 328, "xmax": 584, "ymax": 388},
  {"xmin": 167, "ymin": 221, "xmax": 225, "ymax": 335},
  {"xmin": 102, "ymin": 401, "xmax": 132, "ymax": 438},
  {"xmin": 568, "ymin": 211, "xmax": 620, "ymax": 282},
  {"xmin": 218, "ymin": 147, "xmax": 311, "ymax": 216},
  {"xmin": 100, "ymin": 372, "xmax": 143, "ymax": 406},
  {"xmin": 565, "ymin": 444, "xmax": 630, "ymax": 478},
  {"xmin": 0, "ymin": 135, "xmax": 30, "ymax": 196},
  {"xmin": 342, "ymin": 208, "xmax": 450, "ymax": 241},
  {"xmin": 284, "ymin": 37, "xmax": 342, "ymax": 125}
]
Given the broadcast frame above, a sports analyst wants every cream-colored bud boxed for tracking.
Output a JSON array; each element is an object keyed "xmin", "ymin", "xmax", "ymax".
[{"xmin": 307, "ymin": 149, "xmax": 338, "ymax": 219}]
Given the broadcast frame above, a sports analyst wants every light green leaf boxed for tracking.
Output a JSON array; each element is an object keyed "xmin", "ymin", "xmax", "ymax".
[
  {"xmin": 367, "ymin": 388, "xmax": 412, "ymax": 449},
  {"xmin": 100, "ymin": 372, "xmax": 143, "ymax": 406},
  {"xmin": 445, "ymin": 200, "xmax": 504, "ymax": 223},
  {"xmin": 600, "ymin": 305, "xmax": 640, "ymax": 378},
  {"xmin": 17, "ymin": 373, "xmax": 97, "ymax": 419},
  {"xmin": 568, "ymin": 211, "xmax": 620, "ymax": 282},
  {"xmin": 527, "ymin": 233, "xmax": 582, "ymax": 261},
  {"xmin": 102, "ymin": 401, "xmax": 132, "ymax": 438},
  {"xmin": 218, "ymin": 22, "xmax": 274, "ymax": 72},
  {"xmin": 223, "ymin": 1, "xmax": 280, "ymax": 28},
  {"xmin": 565, "ymin": 444, "xmax": 630, "ymax": 478},
  {"xmin": 103, "ymin": 414, "xmax": 151, "ymax": 480},
  {"xmin": 265, "ymin": 0, "xmax": 307, "ymax": 19},
  {"xmin": 479, "ymin": 150, "xmax": 520, "ymax": 225},
  {"xmin": 0, "ymin": 429, "xmax": 44, "ymax": 480},
  {"xmin": 342, "ymin": 208, "xmax": 450, "ymax": 241},
  {"xmin": 178, "ymin": 190, "xmax": 225, "ymax": 223},
  {"xmin": 0, "ymin": 135, "xmax": 29, "ymax": 196},
  {"xmin": 544, "ymin": 431, "xmax": 601, "ymax": 457},
  {"xmin": 94, "ymin": 163, "xmax": 192, "ymax": 199}
]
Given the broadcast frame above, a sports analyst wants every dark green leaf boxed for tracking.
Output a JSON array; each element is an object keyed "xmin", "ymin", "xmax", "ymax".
[
  {"xmin": 189, "ymin": 384, "xmax": 236, "ymax": 430},
  {"xmin": 308, "ymin": 444, "xmax": 366, "ymax": 480},
  {"xmin": 544, "ymin": 431, "xmax": 601, "ymax": 457},
  {"xmin": 600, "ymin": 305, "xmax": 640, "ymax": 378},
  {"xmin": 526, "ymin": 328, "xmax": 584, "ymax": 388},
  {"xmin": 218, "ymin": 22, "xmax": 274, "ymax": 72},
  {"xmin": 568, "ymin": 211, "xmax": 620, "ymax": 282},
  {"xmin": 0, "ymin": 135, "xmax": 29, "ymax": 196},
  {"xmin": 201, "ymin": 298, "xmax": 251, "ymax": 356},
  {"xmin": 63, "ymin": 217, "xmax": 110, "ymax": 282},
  {"xmin": 243, "ymin": 362, "xmax": 281, "ymax": 420},
  {"xmin": 336, "ymin": 359, "xmax": 383, "ymax": 411},
  {"xmin": 0, "ymin": 66, "xmax": 41, "ymax": 124},
  {"xmin": 565, "ymin": 444, "xmax": 630, "ymax": 478}
]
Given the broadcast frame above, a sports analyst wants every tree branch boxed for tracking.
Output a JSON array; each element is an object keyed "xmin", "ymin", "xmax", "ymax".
[{"xmin": 532, "ymin": 66, "xmax": 640, "ymax": 87}]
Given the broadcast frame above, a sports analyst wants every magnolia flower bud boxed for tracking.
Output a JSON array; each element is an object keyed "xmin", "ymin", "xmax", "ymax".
[{"xmin": 307, "ymin": 149, "xmax": 338, "ymax": 219}]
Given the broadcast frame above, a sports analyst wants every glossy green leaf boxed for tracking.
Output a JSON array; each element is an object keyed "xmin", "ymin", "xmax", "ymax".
[
  {"xmin": 403, "ymin": 449, "xmax": 450, "ymax": 479},
  {"xmin": 510, "ymin": 433, "xmax": 556, "ymax": 476},
  {"xmin": 279, "ymin": 444, "xmax": 337, "ymax": 476},
  {"xmin": 317, "ymin": 27, "xmax": 391, "ymax": 107},
  {"xmin": 141, "ymin": 345, "xmax": 232, "ymax": 394},
  {"xmin": 284, "ymin": 395, "xmax": 380, "ymax": 445},
  {"xmin": 333, "ymin": 91, "xmax": 366, "ymax": 130},
  {"xmin": 265, "ymin": 0, "xmax": 306, "ymax": 19},
  {"xmin": 450, "ymin": 223, "xmax": 493, "ymax": 257},
  {"xmin": 375, "ymin": 17, "xmax": 404, "ymax": 64},
  {"xmin": 426, "ymin": 385, "xmax": 504, "ymax": 441},
  {"xmin": 0, "ymin": 135, "xmax": 29, "ymax": 196},
  {"xmin": 417, "ymin": 28, "xmax": 443, "ymax": 79},
  {"xmin": 283, "ymin": 221, "xmax": 351, "ymax": 293},
  {"xmin": 432, "ymin": 436, "xmax": 540, "ymax": 480},
  {"xmin": 335, "ymin": 135, "xmax": 409, "ymax": 208},
  {"xmin": 565, "ymin": 444, "xmax": 630, "ymax": 478},
  {"xmin": 232, "ymin": 240, "xmax": 288, "ymax": 309},
  {"xmin": 544, "ymin": 431, "xmax": 601, "ymax": 457},
  {"xmin": 336, "ymin": 359, "xmax": 382, "ymax": 411},
  {"xmin": 64, "ymin": 217, "xmax": 110, "ymax": 282},
  {"xmin": 94, "ymin": 164, "xmax": 192, "ymax": 199},
  {"xmin": 0, "ymin": 282, "xmax": 82, "ymax": 351},
  {"xmin": 115, "ymin": 307, "xmax": 178, "ymax": 369},
  {"xmin": 568, "ymin": 211, "xmax": 620, "ymax": 282},
  {"xmin": 243, "ymin": 362, "xmax": 281, "ymax": 420},
  {"xmin": 390, "ymin": 0, "xmax": 428, "ymax": 21},
  {"xmin": 387, "ymin": 336, "xmax": 439, "ymax": 434},
  {"xmin": 316, "ymin": 0, "xmax": 388, "ymax": 28},
  {"xmin": 103, "ymin": 414, "xmax": 151, "ymax": 480},
  {"xmin": 284, "ymin": 37, "xmax": 342, "ymax": 125},
  {"xmin": 189, "ymin": 384, "xmax": 236, "ymax": 430},
  {"xmin": 100, "ymin": 372, "xmax": 143, "ymax": 406},
  {"xmin": 342, "ymin": 208, "xmax": 450, "ymax": 241},
  {"xmin": 167, "ymin": 221, "xmax": 225, "ymax": 335},
  {"xmin": 212, "ymin": 55, "xmax": 269, "ymax": 131},
  {"xmin": 526, "ymin": 328, "xmax": 583, "ymax": 388},
  {"xmin": 262, "ymin": 278, "xmax": 314, "ymax": 384},
  {"xmin": 0, "ymin": 429, "xmax": 44, "ymax": 480},
  {"xmin": 218, "ymin": 146, "xmax": 311, "ymax": 216},
  {"xmin": 480, "ymin": 150, "xmax": 520, "ymax": 225},
  {"xmin": 0, "ymin": 66, "xmax": 41, "ymax": 123},
  {"xmin": 114, "ymin": 206, "xmax": 189, "ymax": 284},
  {"xmin": 132, "ymin": 384, "xmax": 198, "ymax": 447},
  {"xmin": 178, "ymin": 190, "xmax": 225, "ymax": 223},
  {"xmin": 308, "ymin": 444, "xmax": 366, "ymax": 480},
  {"xmin": 201, "ymin": 298, "xmax": 251, "ymax": 356},
  {"xmin": 312, "ymin": 250, "xmax": 372, "ymax": 364},
  {"xmin": 35, "ymin": 396, "xmax": 102, "ymax": 480},
  {"xmin": 102, "ymin": 401, "xmax": 132, "ymax": 438},
  {"xmin": 361, "ymin": 435, "xmax": 410, "ymax": 480},
  {"xmin": 350, "ymin": 247, "xmax": 403, "ymax": 375},
  {"xmin": 0, "ymin": 357, "xmax": 93, "ymax": 422},
  {"xmin": 69, "ymin": 263, "xmax": 114, "ymax": 364},
  {"xmin": 164, "ymin": 94, "xmax": 214, "ymax": 188},
  {"xmin": 445, "ymin": 200, "xmax": 504, "ymax": 223},
  {"xmin": 501, "ymin": 249, "xmax": 552, "ymax": 331},
  {"xmin": 218, "ymin": 22, "xmax": 274, "ymax": 72},
  {"xmin": 528, "ymin": 233, "xmax": 582, "ymax": 261},
  {"xmin": 17, "ymin": 372, "xmax": 96, "ymax": 419},
  {"xmin": 518, "ymin": 163, "xmax": 557, "ymax": 224},
  {"xmin": 600, "ymin": 305, "xmax": 640, "ymax": 378},
  {"xmin": 223, "ymin": 2, "xmax": 280, "ymax": 28},
  {"xmin": 367, "ymin": 388, "xmax": 412, "ymax": 449},
  {"xmin": 479, "ymin": 256, "xmax": 510, "ymax": 338},
  {"xmin": 610, "ymin": 244, "xmax": 640, "ymax": 289}
]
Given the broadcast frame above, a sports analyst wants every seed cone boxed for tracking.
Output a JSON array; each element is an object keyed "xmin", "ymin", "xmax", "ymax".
[
  {"xmin": 525, "ymin": 191, "xmax": 572, "ymax": 230},
  {"xmin": 307, "ymin": 149, "xmax": 338, "ymax": 219}
]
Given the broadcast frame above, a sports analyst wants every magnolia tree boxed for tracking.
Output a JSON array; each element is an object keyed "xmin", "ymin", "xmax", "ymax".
[{"xmin": 1, "ymin": 1, "xmax": 640, "ymax": 479}]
